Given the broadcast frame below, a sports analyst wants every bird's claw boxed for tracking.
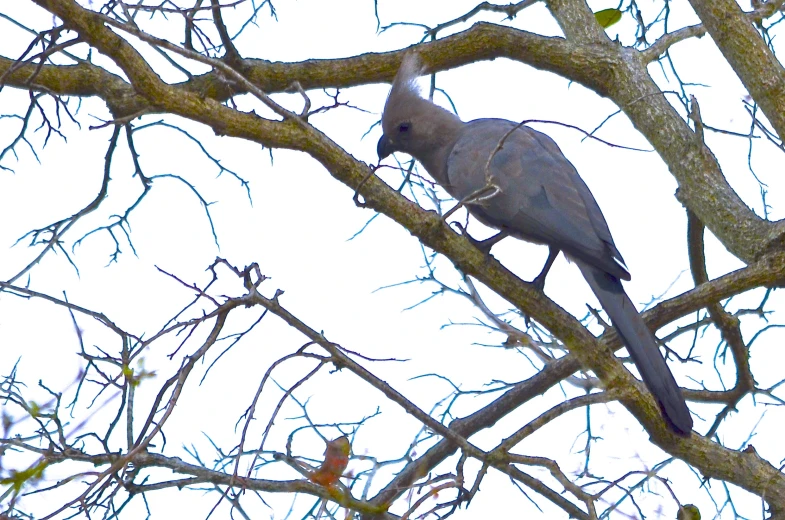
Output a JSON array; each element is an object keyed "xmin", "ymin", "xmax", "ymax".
[{"xmin": 451, "ymin": 222, "xmax": 507, "ymax": 256}]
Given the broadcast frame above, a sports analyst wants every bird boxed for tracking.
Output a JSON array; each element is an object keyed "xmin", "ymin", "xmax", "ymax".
[{"xmin": 376, "ymin": 54, "xmax": 693, "ymax": 436}]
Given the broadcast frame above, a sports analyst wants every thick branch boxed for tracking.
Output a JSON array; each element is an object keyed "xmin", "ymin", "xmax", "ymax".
[
  {"xmin": 642, "ymin": 2, "xmax": 785, "ymax": 62},
  {"xmin": 3, "ymin": 18, "xmax": 774, "ymax": 265},
  {"xmin": 687, "ymin": 209, "xmax": 753, "ymax": 409},
  {"xmin": 545, "ymin": 0, "xmax": 608, "ymax": 43},
  {"xmin": 687, "ymin": 0, "xmax": 785, "ymax": 142},
  {"xmin": 369, "ymin": 248, "xmax": 785, "ymax": 507},
  {"xmin": 8, "ymin": 1, "xmax": 785, "ymax": 512}
]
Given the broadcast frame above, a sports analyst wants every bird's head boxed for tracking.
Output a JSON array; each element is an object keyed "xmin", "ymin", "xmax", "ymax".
[{"xmin": 377, "ymin": 53, "xmax": 460, "ymax": 164}]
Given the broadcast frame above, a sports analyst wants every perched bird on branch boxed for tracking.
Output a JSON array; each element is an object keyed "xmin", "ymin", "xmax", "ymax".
[{"xmin": 376, "ymin": 54, "xmax": 692, "ymax": 436}]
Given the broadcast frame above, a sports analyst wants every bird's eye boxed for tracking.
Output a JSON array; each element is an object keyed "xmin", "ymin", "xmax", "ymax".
[{"xmin": 398, "ymin": 122, "xmax": 410, "ymax": 133}]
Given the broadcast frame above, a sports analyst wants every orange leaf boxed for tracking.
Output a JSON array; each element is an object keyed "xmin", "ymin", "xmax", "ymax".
[{"xmin": 309, "ymin": 436, "xmax": 350, "ymax": 487}]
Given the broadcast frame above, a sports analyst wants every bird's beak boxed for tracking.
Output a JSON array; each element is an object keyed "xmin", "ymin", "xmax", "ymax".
[{"xmin": 377, "ymin": 134, "xmax": 395, "ymax": 160}]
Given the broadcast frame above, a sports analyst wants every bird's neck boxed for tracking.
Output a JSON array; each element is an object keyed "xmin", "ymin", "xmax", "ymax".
[{"xmin": 415, "ymin": 107, "xmax": 464, "ymax": 185}]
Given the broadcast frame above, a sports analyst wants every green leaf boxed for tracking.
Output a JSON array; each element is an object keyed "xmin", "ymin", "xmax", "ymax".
[
  {"xmin": 595, "ymin": 8, "xmax": 622, "ymax": 29},
  {"xmin": 0, "ymin": 461, "xmax": 48, "ymax": 495},
  {"xmin": 677, "ymin": 505, "xmax": 701, "ymax": 520}
]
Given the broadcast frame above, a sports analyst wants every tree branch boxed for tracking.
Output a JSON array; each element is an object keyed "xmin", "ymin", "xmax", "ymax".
[{"xmin": 687, "ymin": 0, "xmax": 785, "ymax": 142}]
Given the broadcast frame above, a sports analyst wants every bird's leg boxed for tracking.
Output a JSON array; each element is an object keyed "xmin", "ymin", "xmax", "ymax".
[
  {"xmin": 531, "ymin": 246, "xmax": 560, "ymax": 292},
  {"xmin": 472, "ymin": 231, "xmax": 508, "ymax": 254},
  {"xmin": 517, "ymin": 247, "xmax": 559, "ymax": 328},
  {"xmin": 451, "ymin": 223, "xmax": 508, "ymax": 254}
]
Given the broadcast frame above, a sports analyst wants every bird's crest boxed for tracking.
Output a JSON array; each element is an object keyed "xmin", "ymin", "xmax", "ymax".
[
  {"xmin": 384, "ymin": 53, "xmax": 425, "ymax": 119},
  {"xmin": 392, "ymin": 53, "xmax": 424, "ymax": 95}
]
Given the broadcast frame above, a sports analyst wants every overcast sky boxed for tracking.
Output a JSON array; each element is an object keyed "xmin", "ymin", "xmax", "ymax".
[{"xmin": 1, "ymin": 1, "xmax": 783, "ymax": 519}]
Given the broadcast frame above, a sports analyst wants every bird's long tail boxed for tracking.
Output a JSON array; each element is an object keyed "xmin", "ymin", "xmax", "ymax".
[{"xmin": 575, "ymin": 260, "xmax": 693, "ymax": 436}]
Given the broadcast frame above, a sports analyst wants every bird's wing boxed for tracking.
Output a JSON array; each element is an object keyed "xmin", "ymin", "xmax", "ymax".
[{"xmin": 447, "ymin": 119, "xmax": 629, "ymax": 280}]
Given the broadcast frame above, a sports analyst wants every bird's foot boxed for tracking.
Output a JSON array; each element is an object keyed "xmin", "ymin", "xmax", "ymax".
[
  {"xmin": 530, "ymin": 271, "xmax": 547, "ymax": 293},
  {"xmin": 523, "ymin": 264, "xmax": 551, "ymax": 327},
  {"xmin": 451, "ymin": 223, "xmax": 507, "ymax": 255}
]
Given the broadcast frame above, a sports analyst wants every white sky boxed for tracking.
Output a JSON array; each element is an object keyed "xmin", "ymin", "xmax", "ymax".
[{"xmin": 1, "ymin": 1, "xmax": 783, "ymax": 519}]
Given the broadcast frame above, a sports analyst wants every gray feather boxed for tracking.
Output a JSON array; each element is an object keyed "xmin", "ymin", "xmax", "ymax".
[
  {"xmin": 576, "ymin": 260, "xmax": 692, "ymax": 435},
  {"xmin": 377, "ymin": 58, "xmax": 692, "ymax": 435}
]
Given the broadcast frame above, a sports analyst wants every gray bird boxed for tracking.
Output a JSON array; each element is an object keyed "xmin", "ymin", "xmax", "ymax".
[{"xmin": 377, "ymin": 55, "xmax": 692, "ymax": 436}]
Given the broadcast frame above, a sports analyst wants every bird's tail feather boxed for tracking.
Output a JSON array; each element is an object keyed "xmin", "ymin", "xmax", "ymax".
[{"xmin": 575, "ymin": 260, "xmax": 693, "ymax": 436}]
